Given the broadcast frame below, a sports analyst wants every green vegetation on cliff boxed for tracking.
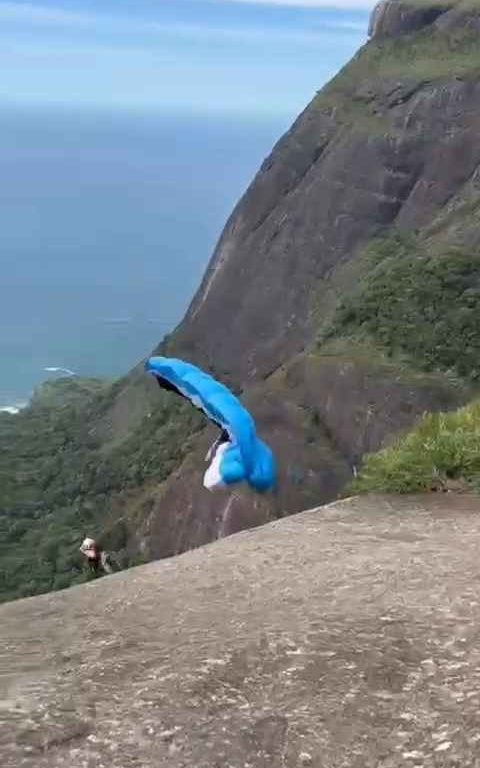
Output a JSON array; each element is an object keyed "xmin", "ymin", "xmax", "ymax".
[
  {"xmin": 316, "ymin": 4, "xmax": 480, "ymax": 132},
  {"xmin": 0, "ymin": 377, "xmax": 204, "ymax": 603},
  {"xmin": 316, "ymin": 232, "xmax": 480, "ymax": 496},
  {"xmin": 321, "ymin": 233, "xmax": 480, "ymax": 383},
  {"xmin": 351, "ymin": 399, "xmax": 480, "ymax": 493}
]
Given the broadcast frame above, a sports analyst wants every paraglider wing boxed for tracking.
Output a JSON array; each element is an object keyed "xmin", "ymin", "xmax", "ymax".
[{"xmin": 145, "ymin": 356, "xmax": 276, "ymax": 492}]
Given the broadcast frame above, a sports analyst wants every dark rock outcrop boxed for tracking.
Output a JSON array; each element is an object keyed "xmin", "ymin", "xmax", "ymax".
[{"xmin": 368, "ymin": 0, "xmax": 450, "ymax": 39}]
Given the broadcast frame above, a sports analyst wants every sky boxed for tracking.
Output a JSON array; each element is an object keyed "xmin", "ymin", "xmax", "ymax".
[
  {"xmin": 1, "ymin": 0, "xmax": 376, "ymax": 400},
  {"xmin": 1, "ymin": 0, "xmax": 374, "ymax": 116}
]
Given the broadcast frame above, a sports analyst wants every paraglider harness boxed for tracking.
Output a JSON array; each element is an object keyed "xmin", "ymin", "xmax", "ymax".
[
  {"xmin": 154, "ymin": 374, "xmax": 231, "ymax": 460},
  {"xmin": 205, "ymin": 428, "xmax": 230, "ymax": 462}
]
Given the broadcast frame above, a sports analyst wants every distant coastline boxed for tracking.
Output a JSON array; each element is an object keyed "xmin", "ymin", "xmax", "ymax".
[{"xmin": 0, "ymin": 366, "xmax": 77, "ymax": 415}]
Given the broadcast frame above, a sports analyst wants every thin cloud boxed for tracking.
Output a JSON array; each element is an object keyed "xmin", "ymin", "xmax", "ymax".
[
  {"xmin": 152, "ymin": 19, "xmax": 366, "ymax": 43},
  {"xmin": 222, "ymin": 0, "xmax": 375, "ymax": 8},
  {"xmin": 0, "ymin": 1, "xmax": 367, "ymax": 42},
  {"xmin": 0, "ymin": 0, "xmax": 376, "ymax": 30},
  {"xmin": 0, "ymin": 1, "xmax": 91, "ymax": 26}
]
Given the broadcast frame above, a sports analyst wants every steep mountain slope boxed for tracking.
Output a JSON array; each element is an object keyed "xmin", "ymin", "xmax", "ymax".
[
  {"xmin": 2, "ymin": 0, "xmax": 480, "ymax": 601},
  {"xmin": 140, "ymin": 0, "xmax": 480, "ymax": 552},
  {"xmin": 171, "ymin": 0, "xmax": 480, "ymax": 380}
]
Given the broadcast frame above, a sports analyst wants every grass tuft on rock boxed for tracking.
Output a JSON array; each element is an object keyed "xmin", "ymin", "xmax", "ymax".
[{"xmin": 351, "ymin": 399, "xmax": 480, "ymax": 493}]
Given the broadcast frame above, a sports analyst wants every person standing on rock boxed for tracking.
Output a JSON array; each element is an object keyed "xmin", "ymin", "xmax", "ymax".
[{"xmin": 79, "ymin": 537, "xmax": 114, "ymax": 576}]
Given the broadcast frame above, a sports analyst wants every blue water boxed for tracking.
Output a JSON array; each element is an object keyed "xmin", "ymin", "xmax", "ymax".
[{"xmin": 0, "ymin": 105, "xmax": 288, "ymax": 405}]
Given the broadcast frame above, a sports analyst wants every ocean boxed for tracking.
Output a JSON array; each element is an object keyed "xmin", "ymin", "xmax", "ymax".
[{"xmin": 0, "ymin": 105, "xmax": 287, "ymax": 409}]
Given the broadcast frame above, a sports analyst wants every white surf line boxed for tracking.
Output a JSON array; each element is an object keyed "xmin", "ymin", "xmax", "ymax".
[{"xmin": 44, "ymin": 367, "xmax": 77, "ymax": 376}]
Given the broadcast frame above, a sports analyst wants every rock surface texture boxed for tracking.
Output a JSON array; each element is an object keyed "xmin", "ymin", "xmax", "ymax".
[{"xmin": 2, "ymin": 493, "xmax": 480, "ymax": 767}]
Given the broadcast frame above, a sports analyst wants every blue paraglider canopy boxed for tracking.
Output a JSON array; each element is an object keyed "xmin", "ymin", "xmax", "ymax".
[{"xmin": 145, "ymin": 356, "xmax": 276, "ymax": 493}]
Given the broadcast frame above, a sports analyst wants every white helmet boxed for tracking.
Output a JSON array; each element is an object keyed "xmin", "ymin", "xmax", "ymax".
[{"xmin": 80, "ymin": 537, "xmax": 96, "ymax": 553}]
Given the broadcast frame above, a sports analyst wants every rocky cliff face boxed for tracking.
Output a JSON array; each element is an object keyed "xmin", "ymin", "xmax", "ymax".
[
  {"xmin": 135, "ymin": 0, "xmax": 480, "ymax": 560},
  {"xmin": 2, "ymin": 1, "xmax": 480, "ymax": 600},
  {"xmin": 169, "ymin": 0, "xmax": 480, "ymax": 384}
]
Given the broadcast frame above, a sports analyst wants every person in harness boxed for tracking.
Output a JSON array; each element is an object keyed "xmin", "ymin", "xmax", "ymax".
[{"xmin": 79, "ymin": 537, "xmax": 114, "ymax": 576}]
